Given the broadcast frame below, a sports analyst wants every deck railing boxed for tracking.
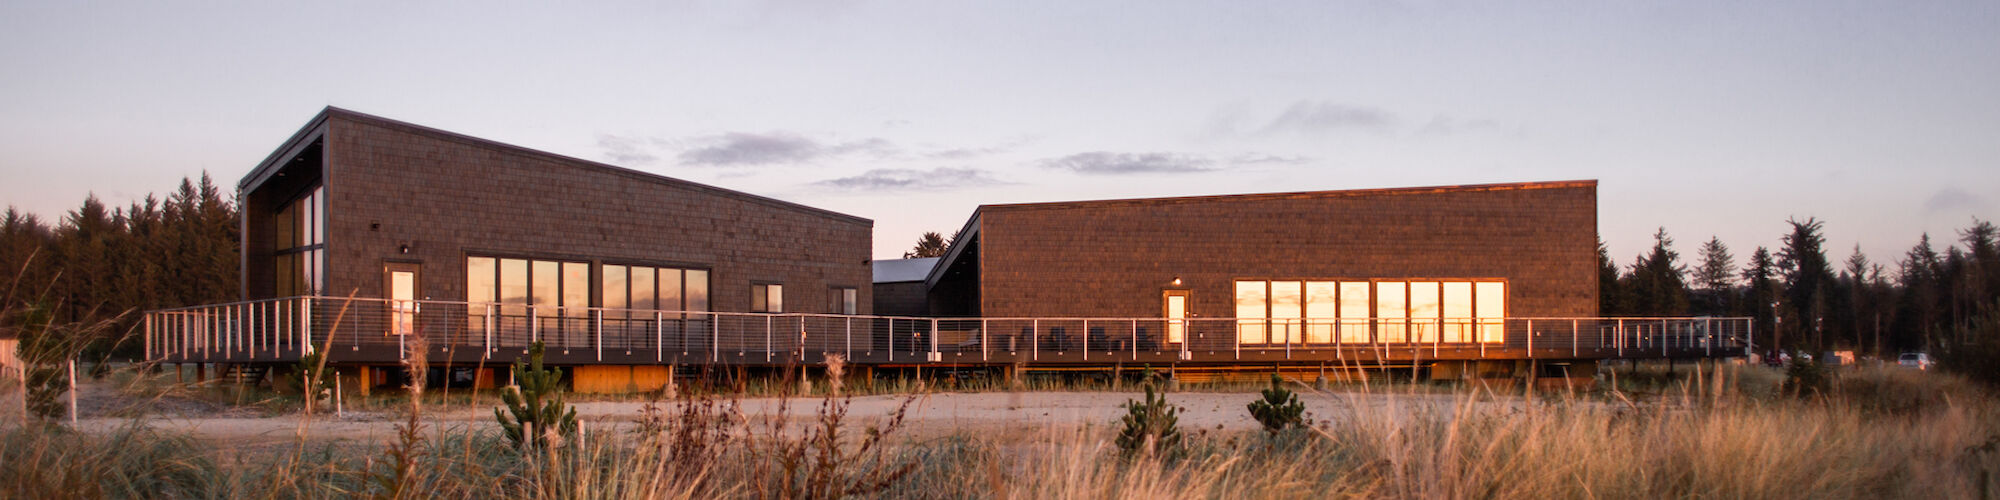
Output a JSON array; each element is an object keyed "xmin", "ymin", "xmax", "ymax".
[{"xmin": 143, "ymin": 296, "xmax": 1752, "ymax": 365}]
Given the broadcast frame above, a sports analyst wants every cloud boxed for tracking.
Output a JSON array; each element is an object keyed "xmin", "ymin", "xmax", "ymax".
[
  {"xmin": 812, "ymin": 167, "xmax": 1005, "ymax": 191},
  {"xmin": 1260, "ymin": 101, "xmax": 1395, "ymax": 135},
  {"xmin": 597, "ymin": 134, "xmax": 661, "ymax": 165},
  {"xmin": 1924, "ymin": 188, "xmax": 1987, "ymax": 214},
  {"xmin": 676, "ymin": 132, "xmax": 825, "ymax": 166},
  {"xmin": 1039, "ymin": 152, "xmax": 1217, "ymax": 175},
  {"xmin": 1228, "ymin": 153, "xmax": 1313, "ymax": 165},
  {"xmin": 1415, "ymin": 115, "xmax": 1503, "ymax": 137}
]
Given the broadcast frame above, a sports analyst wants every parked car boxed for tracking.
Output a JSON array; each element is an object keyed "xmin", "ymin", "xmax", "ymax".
[{"xmin": 1898, "ymin": 352, "xmax": 1933, "ymax": 370}]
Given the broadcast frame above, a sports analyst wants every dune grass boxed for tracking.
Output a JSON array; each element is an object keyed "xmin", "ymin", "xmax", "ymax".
[{"xmin": 2, "ymin": 363, "xmax": 1996, "ymax": 499}]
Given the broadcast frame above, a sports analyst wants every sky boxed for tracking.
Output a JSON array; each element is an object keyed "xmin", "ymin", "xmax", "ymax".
[{"xmin": 1, "ymin": 1, "xmax": 1996, "ymax": 268}]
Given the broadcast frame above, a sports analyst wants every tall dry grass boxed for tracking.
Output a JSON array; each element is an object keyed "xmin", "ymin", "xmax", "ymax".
[{"xmin": 1, "ymin": 362, "xmax": 1995, "ymax": 499}]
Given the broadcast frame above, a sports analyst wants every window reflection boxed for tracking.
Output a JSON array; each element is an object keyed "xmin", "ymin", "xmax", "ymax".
[
  {"xmin": 1271, "ymin": 281, "xmax": 1302, "ymax": 345},
  {"xmin": 1476, "ymin": 281, "xmax": 1506, "ymax": 343},
  {"xmin": 1338, "ymin": 282, "xmax": 1371, "ymax": 343},
  {"xmin": 1305, "ymin": 282, "xmax": 1337, "ymax": 343},
  {"xmin": 1409, "ymin": 281, "xmax": 1440, "ymax": 343},
  {"xmin": 1376, "ymin": 281, "xmax": 1407, "ymax": 343},
  {"xmin": 1443, "ymin": 282, "xmax": 1473, "ymax": 342},
  {"xmin": 1235, "ymin": 281, "xmax": 1267, "ymax": 344}
]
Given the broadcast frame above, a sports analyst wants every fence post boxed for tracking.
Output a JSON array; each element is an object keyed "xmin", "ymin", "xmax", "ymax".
[
  {"xmin": 144, "ymin": 313, "xmax": 153, "ymax": 363},
  {"xmin": 68, "ymin": 359, "xmax": 78, "ymax": 425}
]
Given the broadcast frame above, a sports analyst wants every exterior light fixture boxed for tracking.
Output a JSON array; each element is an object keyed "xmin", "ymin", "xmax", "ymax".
[
  {"xmin": 1171, "ymin": 277, "xmax": 1182, "ymax": 286},
  {"xmin": 399, "ymin": 244, "xmax": 411, "ymax": 254}
]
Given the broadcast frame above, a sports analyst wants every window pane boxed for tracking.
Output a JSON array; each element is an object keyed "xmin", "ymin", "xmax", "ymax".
[
  {"xmin": 768, "ymin": 284, "xmax": 783, "ymax": 313},
  {"xmin": 660, "ymin": 269, "xmax": 683, "ymax": 312},
  {"xmin": 563, "ymin": 262, "xmax": 588, "ymax": 318},
  {"xmin": 274, "ymin": 200, "xmax": 296, "ymax": 250},
  {"xmin": 500, "ymin": 259, "xmax": 528, "ymax": 317},
  {"xmin": 467, "ymin": 257, "xmax": 494, "ymax": 302},
  {"xmin": 467, "ymin": 257, "xmax": 495, "ymax": 331},
  {"xmin": 532, "ymin": 260, "xmax": 559, "ymax": 317},
  {"xmin": 685, "ymin": 270, "xmax": 709, "ymax": 312},
  {"xmin": 1476, "ymin": 282, "xmax": 1506, "ymax": 343},
  {"xmin": 840, "ymin": 288, "xmax": 858, "ymax": 315},
  {"xmin": 1271, "ymin": 281, "xmax": 1302, "ymax": 344},
  {"xmin": 1339, "ymin": 282, "xmax": 1371, "ymax": 343},
  {"xmin": 751, "ymin": 284, "xmax": 767, "ymax": 312},
  {"xmin": 604, "ymin": 264, "xmax": 628, "ymax": 318},
  {"xmin": 311, "ymin": 186, "xmax": 325, "ymax": 246},
  {"xmin": 1410, "ymin": 281, "xmax": 1440, "ymax": 343},
  {"xmin": 632, "ymin": 266, "xmax": 656, "ymax": 311},
  {"xmin": 1305, "ymin": 282, "xmax": 1336, "ymax": 343},
  {"xmin": 1235, "ymin": 281, "xmax": 1267, "ymax": 345},
  {"xmin": 1166, "ymin": 294, "xmax": 1187, "ymax": 344},
  {"xmin": 1444, "ymin": 282, "xmax": 1473, "ymax": 342},
  {"xmin": 1376, "ymin": 281, "xmax": 1407, "ymax": 343}
]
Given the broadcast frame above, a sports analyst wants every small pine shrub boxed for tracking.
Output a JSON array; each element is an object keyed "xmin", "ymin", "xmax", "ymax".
[
  {"xmin": 1783, "ymin": 358, "xmax": 1830, "ymax": 398},
  {"xmin": 286, "ymin": 349, "xmax": 334, "ymax": 403},
  {"xmin": 495, "ymin": 342, "xmax": 578, "ymax": 449},
  {"xmin": 1934, "ymin": 303, "xmax": 2000, "ymax": 388},
  {"xmin": 15, "ymin": 303, "xmax": 68, "ymax": 421},
  {"xmin": 1247, "ymin": 374, "xmax": 1305, "ymax": 436},
  {"xmin": 1115, "ymin": 367, "xmax": 1182, "ymax": 459}
]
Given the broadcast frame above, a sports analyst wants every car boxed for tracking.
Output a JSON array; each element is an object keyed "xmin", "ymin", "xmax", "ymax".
[{"xmin": 1898, "ymin": 352, "xmax": 1933, "ymax": 370}]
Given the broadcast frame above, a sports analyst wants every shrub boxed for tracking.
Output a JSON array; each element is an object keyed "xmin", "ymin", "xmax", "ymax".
[
  {"xmin": 1782, "ymin": 358, "xmax": 1830, "ymax": 398},
  {"xmin": 1115, "ymin": 367, "xmax": 1182, "ymax": 459},
  {"xmin": 494, "ymin": 342, "xmax": 577, "ymax": 449},
  {"xmin": 1247, "ymin": 373, "xmax": 1305, "ymax": 436}
]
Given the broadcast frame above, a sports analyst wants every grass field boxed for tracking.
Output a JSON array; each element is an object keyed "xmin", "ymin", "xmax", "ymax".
[{"xmin": 2, "ymin": 362, "xmax": 1996, "ymax": 499}]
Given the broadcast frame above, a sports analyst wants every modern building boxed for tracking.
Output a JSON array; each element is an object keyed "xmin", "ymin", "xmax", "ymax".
[{"xmin": 144, "ymin": 110, "xmax": 1746, "ymax": 392}]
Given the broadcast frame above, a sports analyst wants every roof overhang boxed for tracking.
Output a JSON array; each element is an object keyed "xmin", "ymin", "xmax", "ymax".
[
  {"xmin": 923, "ymin": 212, "xmax": 982, "ymax": 289},
  {"xmin": 239, "ymin": 107, "xmax": 334, "ymax": 195}
]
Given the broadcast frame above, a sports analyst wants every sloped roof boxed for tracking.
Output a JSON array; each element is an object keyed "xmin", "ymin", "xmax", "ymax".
[{"xmin": 873, "ymin": 257, "xmax": 940, "ymax": 283}]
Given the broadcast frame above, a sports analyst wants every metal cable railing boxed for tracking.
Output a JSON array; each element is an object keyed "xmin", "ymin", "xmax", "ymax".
[{"xmin": 143, "ymin": 296, "xmax": 1753, "ymax": 365}]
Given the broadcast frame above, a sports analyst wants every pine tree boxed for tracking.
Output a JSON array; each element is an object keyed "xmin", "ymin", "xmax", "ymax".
[
  {"xmin": 1246, "ymin": 374, "xmax": 1304, "ymax": 437},
  {"xmin": 904, "ymin": 231, "xmax": 949, "ymax": 259},
  {"xmin": 1598, "ymin": 238, "xmax": 1627, "ymax": 316},
  {"xmin": 1626, "ymin": 228, "xmax": 1691, "ymax": 316},
  {"xmin": 1693, "ymin": 236, "xmax": 1736, "ymax": 315},
  {"xmin": 495, "ymin": 342, "xmax": 578, "ymax": 449},
  {"xmin": 1779, "ymin": 217, "xmax": 1835, "ymax": 350},
  {"xmin": 1743, "ymin": 247, "xmax": 1779, "ymax": 351}
]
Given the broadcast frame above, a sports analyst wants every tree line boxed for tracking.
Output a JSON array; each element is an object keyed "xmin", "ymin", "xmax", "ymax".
[
  {"xmin": 1601, "ymin": 217, "xmax": 2000, "ymax": 361},
  {"xmin": 1, "ymin": 173, "xmax": 239, "ymax": 358}
]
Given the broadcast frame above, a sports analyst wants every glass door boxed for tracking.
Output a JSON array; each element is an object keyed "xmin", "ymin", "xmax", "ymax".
[
  {"xmin": 386, "ymin": 262, "xmax": 420, "ymax": 336},
  {"xmin": 1163, "ymin": 290, "xmax": 1189, "ymax": 344}
]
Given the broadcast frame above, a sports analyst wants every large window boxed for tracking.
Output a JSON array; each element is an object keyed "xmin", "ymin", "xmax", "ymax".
[
  {"xmin": 1234, "ymin": 279, "xmax": 1507, "ymax": 345},
  {"xmin": 273, "ymin": 185, "xmax": 325, "ymax": 296},
  {"xmin": 601, "ymin": 264, "xmax": 712, "ymax": 315},
  {"xmin": 465, "ymin": 257, "xmax": 590, "ymax": 343}
]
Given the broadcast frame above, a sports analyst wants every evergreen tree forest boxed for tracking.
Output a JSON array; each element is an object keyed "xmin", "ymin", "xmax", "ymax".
[
  {"xmin": 1, "ymin": 173, "xmax": 238, "ymax": 359},
  {"xmin": 1600, "ymin": 218, "xmax": 2000, "ymax": 366}
]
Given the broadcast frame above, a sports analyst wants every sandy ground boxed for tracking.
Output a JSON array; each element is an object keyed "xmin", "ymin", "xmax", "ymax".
[{"xmin": 0, "ymin": 376, "xmax": 1553, "ymax": 450}]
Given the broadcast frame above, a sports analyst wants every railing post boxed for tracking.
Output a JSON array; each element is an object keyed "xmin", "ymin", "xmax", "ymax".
[
  {"xmin": 889, "ymin": 318, "xmax": 895, "ymax": 362},
  {"xmin": 531, "ymin": 305, "xmax": 539, "ymax": 346},
  {"xmin": 143, "ymin": 313, "xmax": 153, "ymax": 363},
  {"xmin": 711, "ymin": 313, "xmax": 719, "ymax": 362},
  {"xmin": 1234, "ymin": 319, "xmax": 1241, "ymax": 360},
  {"xmin": 1083, "ymin": 319, "xmax": 1089, "ymax": 361},
  {"xmin": 983, "ymin": 319, "xmax": 990, "ymax": 361},
  {"xmin": 929, "ymin": 318, "xmax": 939, "ymax": 362},
  {"xmin": 1526, "ymin": 318, "xmax": 1533, "ymax": 358},
  {"xmin": 1572, "ymin": 319, "xmax": 1579, "ymax": 357},
  {"xmin": 845, "ymin": 317, "xmax": 852, "ymax": 361},
  {"xmin": 1616, "ymin": 318, "xmax": 1624, "ymax": 357},
  {"xmin": 595, "ymin": 309, "xmax": 603, "ymax": 362},
  {"xmin": 766, "ymin": 315, "xmax": 773, "ymax": 363},
  {"xmin": 1131, "ymin": 319, "xmax": 1138, "ymax": 360},
  {"xmin": 1032, "ymin": 319, "xmax": 1039, "ymax": 361},
  {"xmin": 484, "ymin": 305, "xmax": 494, "ymax": 359},
  {"xmin": 656, "ymin": 311, "xmax": 664, "ymax": 363},
  {"xmin": 1662, "ymin": 319, "xmax": 1669, "ymax": 357}
]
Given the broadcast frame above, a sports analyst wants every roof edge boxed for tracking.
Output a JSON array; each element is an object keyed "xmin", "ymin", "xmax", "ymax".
[{"xmin": 976, "ymin": 179, "xmax": 1597, "ymax": 213}]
